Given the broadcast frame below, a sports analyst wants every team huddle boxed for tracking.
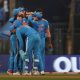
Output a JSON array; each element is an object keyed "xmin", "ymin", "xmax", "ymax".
[{"xmin": 7, "ymin": 7, "xmax": 52, "ymax": 75}]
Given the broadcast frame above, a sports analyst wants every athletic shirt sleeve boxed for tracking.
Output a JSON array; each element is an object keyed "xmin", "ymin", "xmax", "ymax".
[
  {"xmin": 44, "ymin": 19, "xmax": 49, "ymax": 30},
  {"xmin": 28, "ymin": 16, "xmax": 33, "ymax": 23},
  {"xmin": 28, "ymin": 16, "xmax": 37, "ymax": 24},
  {"xmin": 13, "ymin": 20, "xmax": 22, "ymax": 28}
]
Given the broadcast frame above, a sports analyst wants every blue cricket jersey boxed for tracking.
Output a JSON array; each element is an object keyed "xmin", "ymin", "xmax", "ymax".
[
  {"xmin": 28, "ymin": 16, "xmax": 49, "ymax": 38},
  {"xmin": 10, "ymin": 19, "xmax": 22, "ymax": 31},
  {"xmin": 17, "ymin": 25, "xmax": 39, "ymax": 37}
]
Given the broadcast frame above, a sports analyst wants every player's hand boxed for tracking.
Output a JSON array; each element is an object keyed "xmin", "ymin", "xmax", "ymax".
[
  {"xmin": 48, "ymin": 43, "xmax": 53, "ymax": 49},
  {"xmin": 7, "ymin": 32, "xmax": 11, "ymax": 36},
  {"xmin": 48, "ymin": 43, "xmax": 53, "ymax": 54},
  {"xmin": 11, "ymin": 29, "xmax": 16, "ymax": 34}
]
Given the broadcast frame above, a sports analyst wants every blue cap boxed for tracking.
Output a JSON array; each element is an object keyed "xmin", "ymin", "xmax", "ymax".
[
  {"xmin": 9, "ymin": 17, "xmax": 15, "ymax": 23},
  {"xmin": 18, "ymin": 7, "xmax": 25, "ymax": 11},
  {"xmin": 13, "ymin": 8, "xmax": 24, "ymax": 16},
  {"xmin": 33, "ymin": 12, "xmax": 42, "ymax": 18},
  {"xmin": 18, "ymin": 7, "xmax": 28, "ymax": 12},
  {"xmin": 13, "ymin": 9, "xmax": 19, "ymax": 16},
  {"xmin": 22, "ymin": 18, "xmax": 29, "ymax": 23}
]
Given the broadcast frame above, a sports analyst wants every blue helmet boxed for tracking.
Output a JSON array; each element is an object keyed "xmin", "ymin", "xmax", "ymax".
[{"xmin": 33, "ymin": 11, "xmax": 42, "ymax": 18}]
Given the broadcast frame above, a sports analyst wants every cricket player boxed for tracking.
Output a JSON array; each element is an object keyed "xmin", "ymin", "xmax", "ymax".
[
  {"xmin": 28, "ymin": 11, "xmax": 52, "ymax": 74},
  {"xmin": 7, "ymin": 17, "xmax": 16, "ymax": 75},
  {"xmin": 7, "ymin": 8, "xmax": 25, "ymax": 75},
  {"xmin": 16, "ymin": 18, "xmax": 43, "ymax": 75}
]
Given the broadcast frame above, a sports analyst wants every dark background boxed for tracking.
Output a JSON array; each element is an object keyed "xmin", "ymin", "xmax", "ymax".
[
  {"xmin": 1, "ymin": 0, "xmax": 80, "ymax": 54},
  {"xmin": 17, "ymin": 0, "xmax": 70, "ymax": 22}
]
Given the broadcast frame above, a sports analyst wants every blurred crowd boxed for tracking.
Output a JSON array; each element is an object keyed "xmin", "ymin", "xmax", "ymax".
[{"xmin": 0, "ymin": 0, "xmax": 9, "ymax": 28}]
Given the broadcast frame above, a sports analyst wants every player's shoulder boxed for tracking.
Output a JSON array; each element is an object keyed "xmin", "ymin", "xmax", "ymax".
[
  {"xmin": 42, "ymin": 18, "xmax": 48, "ymax": 22},
  {"xmin": 13, "ymin": 19, "xmax": 17, "ymax": 23},
  {"xmin": 14, "ymin": 19, "xmax": 21, "ymax": 24},
  {"xmin": 42, "ymin": 18, "xmax": 49, "ymax": 25}
]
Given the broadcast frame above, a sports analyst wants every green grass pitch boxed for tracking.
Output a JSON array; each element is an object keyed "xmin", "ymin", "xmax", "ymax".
[{"xmin": 0, "ymin": 73, "xmax": 80, "ymax": 80}]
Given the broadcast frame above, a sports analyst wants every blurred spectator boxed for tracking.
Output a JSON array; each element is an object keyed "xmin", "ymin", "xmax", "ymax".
[
  {"xmin": 3, "ymin": 0, "xmax": 9, "ymax": 22},
  {"xmin": 0, "ymin": 1, "xmax": 5, "ymax": 28}
]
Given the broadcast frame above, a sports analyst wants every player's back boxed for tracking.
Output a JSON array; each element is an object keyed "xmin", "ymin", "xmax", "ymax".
[
  {"xmin": 17, "ymin": 25, "xmax": 39, "ymax": 37},
  {"xmin": 32, "ymin": 19, "xmax": 49, "ymax": 38},
  {"xmin": 13, "ymin": 19, "xmax": 22, "ymax": 28}
]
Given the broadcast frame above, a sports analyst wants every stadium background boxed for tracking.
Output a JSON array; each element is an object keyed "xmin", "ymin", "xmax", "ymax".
[
  {"xmin": 0, "ymin": 0, "xmax": 80, "ymax": 73},
  {"xmin": 1, "ymin": 0, "xmax": 80, "ymax": 55}
]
